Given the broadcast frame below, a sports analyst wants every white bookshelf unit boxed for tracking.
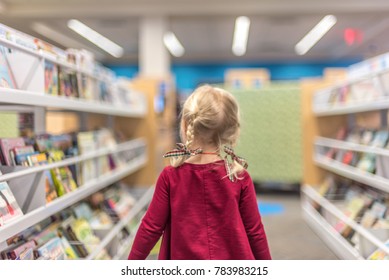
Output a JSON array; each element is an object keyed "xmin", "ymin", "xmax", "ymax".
[
  {"xmin": 305, "ymin": 55, "xmax": 389, "ymax": 260},
  {"xmin": 0, "ymin": 24, "xmax": 153, "ymax": 259}
]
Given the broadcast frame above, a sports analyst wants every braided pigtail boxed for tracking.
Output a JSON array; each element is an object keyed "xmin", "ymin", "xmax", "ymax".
[{"xmin": 170, "ymin": 116, "xmax": 196, "ymax": 167}]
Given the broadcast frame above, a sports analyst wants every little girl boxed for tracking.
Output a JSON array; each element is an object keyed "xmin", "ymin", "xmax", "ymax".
[{"xmin": 128, "ymin": 85, "xmax": 271, "ymax": 260}]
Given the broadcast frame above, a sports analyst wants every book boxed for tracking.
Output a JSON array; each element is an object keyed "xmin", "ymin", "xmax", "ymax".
[
  {"xmin": 44, "ymin": 61, "xmax": 58, "ymax": 95},
  {"xmin": 3, "ymin": 240, "xmax": 36, "ymax": 260},
  {"xmin": 60, "ymin": 236, "xmax": 78, "ymax": 260},
  {"xmin": 0, "ymin": 45, "xmax": 16, "ymax": 89},
  {"xmin": 17, "ymin": 247, "xmax": 34, "ymax": 260},
  {"xmin": 58, "ymin": 216, "xmax": 89, "ymax": 258},
  {"xmin": 58, "ymin": 67, "xmax": 79, "ymax": 98},
  {"xmin": 0, "ymin": 181, "xmax": 23, "ymax": 227},
  {"xmin": 15, "ymin": 151, "xmax": 39, "ymax": 166},
  {"xmin": 35, "ymin": 237, "xmax": 66, "ymax": 260},
  {"xmin": 0, "ymin": 137, "xmax": 26, "ymax": 165},
  {"xmin": 27, "ymin": 153, "xmax": 48, "ymax": 166},
  {"xmin": 48, "ymin": 150, "xmax": 78, "ymax": 197},
  {"xmin": 77, "ymin": 132, "xmax": 97, "ymax": 185},
  {"xmin": 44, "ymin": 170, "xmax": 57, "ymax": 203},
  {"xmin": 368, "ymin": 239, "xmax": 389, "ymax": 260}
]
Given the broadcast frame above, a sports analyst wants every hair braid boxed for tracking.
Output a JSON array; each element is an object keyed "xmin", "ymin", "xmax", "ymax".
[{"xmin": 185, "ymin": 117, "xmax": 195, "ymax": 148}]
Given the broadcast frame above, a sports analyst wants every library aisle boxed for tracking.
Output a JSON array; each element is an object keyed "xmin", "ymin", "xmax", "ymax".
[
  {"xmin": 259, "ymin": 192, "xmax": 337, "ymax": 260},
  {"xmin": 1, "ymin": 0, "xmax": 389, "ymax": 262}
]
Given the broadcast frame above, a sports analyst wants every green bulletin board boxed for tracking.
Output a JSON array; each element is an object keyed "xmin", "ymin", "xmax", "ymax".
[{"xmin": 229, "ymin": 83, "xmax": 303, "ymax": 183}]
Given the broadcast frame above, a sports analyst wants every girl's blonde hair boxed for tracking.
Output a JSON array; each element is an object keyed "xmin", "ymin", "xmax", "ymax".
[{"xmin": 171, "ymin": 84, "xmax": 244, "ymax": 179}]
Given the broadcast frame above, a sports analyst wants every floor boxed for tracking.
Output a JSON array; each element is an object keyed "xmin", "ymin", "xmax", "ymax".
[{"xmin": 258, "ymin": 191, "xmax": 338, "ymax": 260}]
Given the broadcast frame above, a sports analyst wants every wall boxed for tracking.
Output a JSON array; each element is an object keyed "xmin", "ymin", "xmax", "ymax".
[{"xmin": 107, "ymin": 60, "xmax": 360, "ymax": 93}]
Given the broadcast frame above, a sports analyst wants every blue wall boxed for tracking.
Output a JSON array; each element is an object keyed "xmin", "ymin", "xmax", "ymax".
[{"xmin": 107, "ymin": 60, "xmax": 360, "ymax": 93}]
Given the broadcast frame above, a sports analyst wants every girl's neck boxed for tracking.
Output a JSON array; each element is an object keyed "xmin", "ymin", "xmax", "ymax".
[{"xmin": 185, "ymin": 143, "xmax": 221, "ymax": 165}]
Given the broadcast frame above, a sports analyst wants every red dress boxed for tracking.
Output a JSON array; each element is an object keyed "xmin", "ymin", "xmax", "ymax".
[{"xmin": 128, "ymin": 160, "xmax": 271, "ymax": 260}]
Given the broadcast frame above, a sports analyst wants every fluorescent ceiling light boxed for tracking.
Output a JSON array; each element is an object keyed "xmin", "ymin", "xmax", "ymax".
[
  {"xmin": 232, "ymin": 16, "xmax": 250, "ymax": 56},
  {"xmin": 32, "ymin": 22, "xmax": 87, "ymax": 49},
  {"xmin": 163, "ymin": 31, "xmax": 185, "ymax": 57},
  {"xmin": 67, "ymin": 19, "xmax": 124, "ymax": 58},
  {"xmin": 295, "ymin": 15, "xmax": 337, "ymax": 55}
]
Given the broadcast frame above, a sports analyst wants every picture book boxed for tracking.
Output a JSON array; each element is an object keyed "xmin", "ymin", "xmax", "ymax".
[
  {"xmin": 0, "ymin": 45, "xmax": 16, "ymax": 89},
  {"xmin": 17, "ymin": 247, "xmax": 34, "ymax": 260},
  {"xmin": 58, "ymin": 67, "xmax": 79, "ymax": 98},
  {"xmin": 44, "ymin": 170, "xmax": 57, "ymax": 203},
  {"xmin": 371, "ymin": 130, "xmax": 389, "ymax": 148},
  {"xmin": 58, "ymin": 216, "xmax": 89, "ymax": 258},
  {"xmin": 44, "ymin": 61, "xmax": 58, "ymax": 95},
  {"xmin": 71, "ymin": 218, "xmax": 107, "ymax": 257},
  {"xmin": 48, "ymin": 150, "xmax": 78, "ymax": 197},
  {"xmin": 73, "ymin": 202, "xmax": 94, "ymax": 220},
  {"xmin": 80, "ymin": 74, "xmax": 95, "ymax": 100},
  {"xmin": 27, "ymin": 153, "xmax": 48, "ymax": 166},
  {"xmin": 0, "ymin": 181, "xmax": 23, "ymax": 227},
  {"xmin": 29, "ymin": 225, "xmax": 59, "ymax": 246},
  {"xmin": 60, "ymin": 236, "xmax": 78, "ymax": 260},
  {"xmin": 368, "ymin": 239, "xmax": 389, "ymax": 260},
  {"xmin": 334, "ymin": 196, "xmax": 365, "ymax": 234},
  {"xmin": 356, "ymin": 153, "xmax": 376, "ymax": 173},
  {"xmin": 14, "ymin": 151, "xmax": 39, "ymax": 166},
  {"xmin": 77, "ymin": 132, "xmax": 97, "ymax": 185},
  {"xmin": 0, "ymin": 137, "xmax": 26, "ymax": 165},
  {"xmin": 6, "ymin": 240, "xmax": 36, "ymax": 260},
  {"xmin": 36, "ymin": 237, "xmax": 66, "ymax": 260}
]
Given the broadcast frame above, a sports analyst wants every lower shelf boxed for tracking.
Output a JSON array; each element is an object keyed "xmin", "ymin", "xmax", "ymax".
[
  {"xmin": 301, "ymin": 203, "xmax": 361, "ymax": 260},
  {"xmin": 301, "ymin": 185, "xmax": 389, "ymax": 259},
  {"xmin": 86, "ymin": 186, "xmax": 153, "ymax": 260},
  {"xmin": 0, "ymin": 154, "xmax": 147, "ymax": 244}
]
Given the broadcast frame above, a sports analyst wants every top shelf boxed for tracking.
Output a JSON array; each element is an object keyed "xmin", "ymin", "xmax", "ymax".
[
  {"xmin": 313, "ymin": 97, "xmax": 389, "ymax": 116},
  {"xmin": 0, "ymin": 88, "xmax": 146, "ymax": 117}
]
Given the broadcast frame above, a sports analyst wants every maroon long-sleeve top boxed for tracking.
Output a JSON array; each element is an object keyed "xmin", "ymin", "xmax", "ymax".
[{"xmin": 128, "ymin": 160, "xmax": 271, "ymax": 260}]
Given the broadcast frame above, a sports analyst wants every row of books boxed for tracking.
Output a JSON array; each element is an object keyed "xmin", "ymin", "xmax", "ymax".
[
  {"xmin": 315, "ymin": 175, "xmax": 389, "ymax": 260},
  {"xmin": 314, "ymin": 72, "xmax": 389, "ymax": 108},
  {"xmin": 44, "ymin": 60, "xmax": 123, "ymax": 104},
  {"xmin": 0, "ymin": 23, "xmax": 140, "ymax": 107},
  {"xmin": 0, "ymin": 129, "xmax": 142, "ymax": 228},
  {"xmin": 0, "ymin": 184, "xmax": 142, "ymax": 260},
  {"xmin": 322, "ymin": 127, "xmax": 389, "ymax": 176},
  {"xmin": 0, "ymin": 22, "xmax": 111, "ymax": 78}
]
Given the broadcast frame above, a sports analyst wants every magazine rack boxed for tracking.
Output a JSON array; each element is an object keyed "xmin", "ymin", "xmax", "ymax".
[
  {"xmin": 0, "ymin": 24, "xmax": 153, "ymax": 258},
  {"xmin": 302, "ymin": 55, "xmax": 389, "ymax": 260}
]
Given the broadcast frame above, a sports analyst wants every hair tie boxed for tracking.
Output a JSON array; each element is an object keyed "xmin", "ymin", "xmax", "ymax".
[
  {"xmin": 223, "ymin": 145, "xmax": 248, "ymax": 182},
  {"xmin": 163, "ymin": 143, "xmax": 203, "ymax": 158}
]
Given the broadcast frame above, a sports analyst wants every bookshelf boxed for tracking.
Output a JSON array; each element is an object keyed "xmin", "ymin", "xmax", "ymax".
[
  {"xmin": 302, "ymin": 185, "xmax": 389, "ymax": 259},
  {"xmin": 0, "ymin": 24, "xmax": 153, "ymax": 259},
  {"xmin": 0, "ymin": 88, "xmax": 146, "ymax": 117},
  {"xmin": 303, "ymin": 56, "xmax": 389, "ymax": 260},
  {"xmin": 0, "ymin": 141, "xmax": 147, "ymax": 245},
  {"xmin": 85, "ymin": 186, "xmax": 153, "ymax": 260}
]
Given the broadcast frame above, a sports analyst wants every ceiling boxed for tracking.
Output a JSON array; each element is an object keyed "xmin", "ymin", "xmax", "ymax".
[{"xmin": 1, "ymin": 0, "xmax": 389, "ymax": 64}]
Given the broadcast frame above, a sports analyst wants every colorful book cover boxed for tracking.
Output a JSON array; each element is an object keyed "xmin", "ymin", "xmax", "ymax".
[
  {"xmin": 6, "ymin": 240, "xmax": 36, "ymax": 260},
  {"xmin": 368, "ymin": 239, "xmax": 389, "ymax": 260},
  {"xmin": 0, "ymin": 45, "xmax": 16, "ymax": 89},
  {"xmin": 44, "ymin": 61, "xmax": 58, "ymax": 95},
  {"xmin": 77, "ymin": 132, "xmax": 97, "ymax": 185},
  {"xmin": 48, "ymin": 150, "xmax": 78, "ymax": 197},
  {"xmin": 27, "ymin": 152, "xmax": 48, "ymax": 166},
  {"xmin": 15, "ymin": 151, "xmax": 39, "ymax": 166},
  {"xmin": 60, "ymin": 236, "xmax": 78, "ymax": 260},
  {"xmin": 44, "ymin": 170, "xmax": 57, "ymax": 203},
  {"xmin": 58, "ymin": 68, "xmax": 79, "ymax": 98},
  {"xmin": 36, "ymin": 237, "xmax": 66, "ymax": 260},
  {"xmin": 0, "ymin": 181, "xmax": 23, "ymax": 227},
  {"xmin": 17, "ymin": 247, "xmax": 34, "ymax": 260},
  {"xmin": 0, "ymin": 137, "xmax": 26, "ymax": 165}
]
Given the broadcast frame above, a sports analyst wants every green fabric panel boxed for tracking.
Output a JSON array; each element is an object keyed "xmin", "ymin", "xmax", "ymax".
[
  {"xmin": 0, "ymin": 113, "xmax": 19, "ymax": 138},
  {"xmin": 227, "ymin": 83, "xmax": 302, "ymax": 183}
]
